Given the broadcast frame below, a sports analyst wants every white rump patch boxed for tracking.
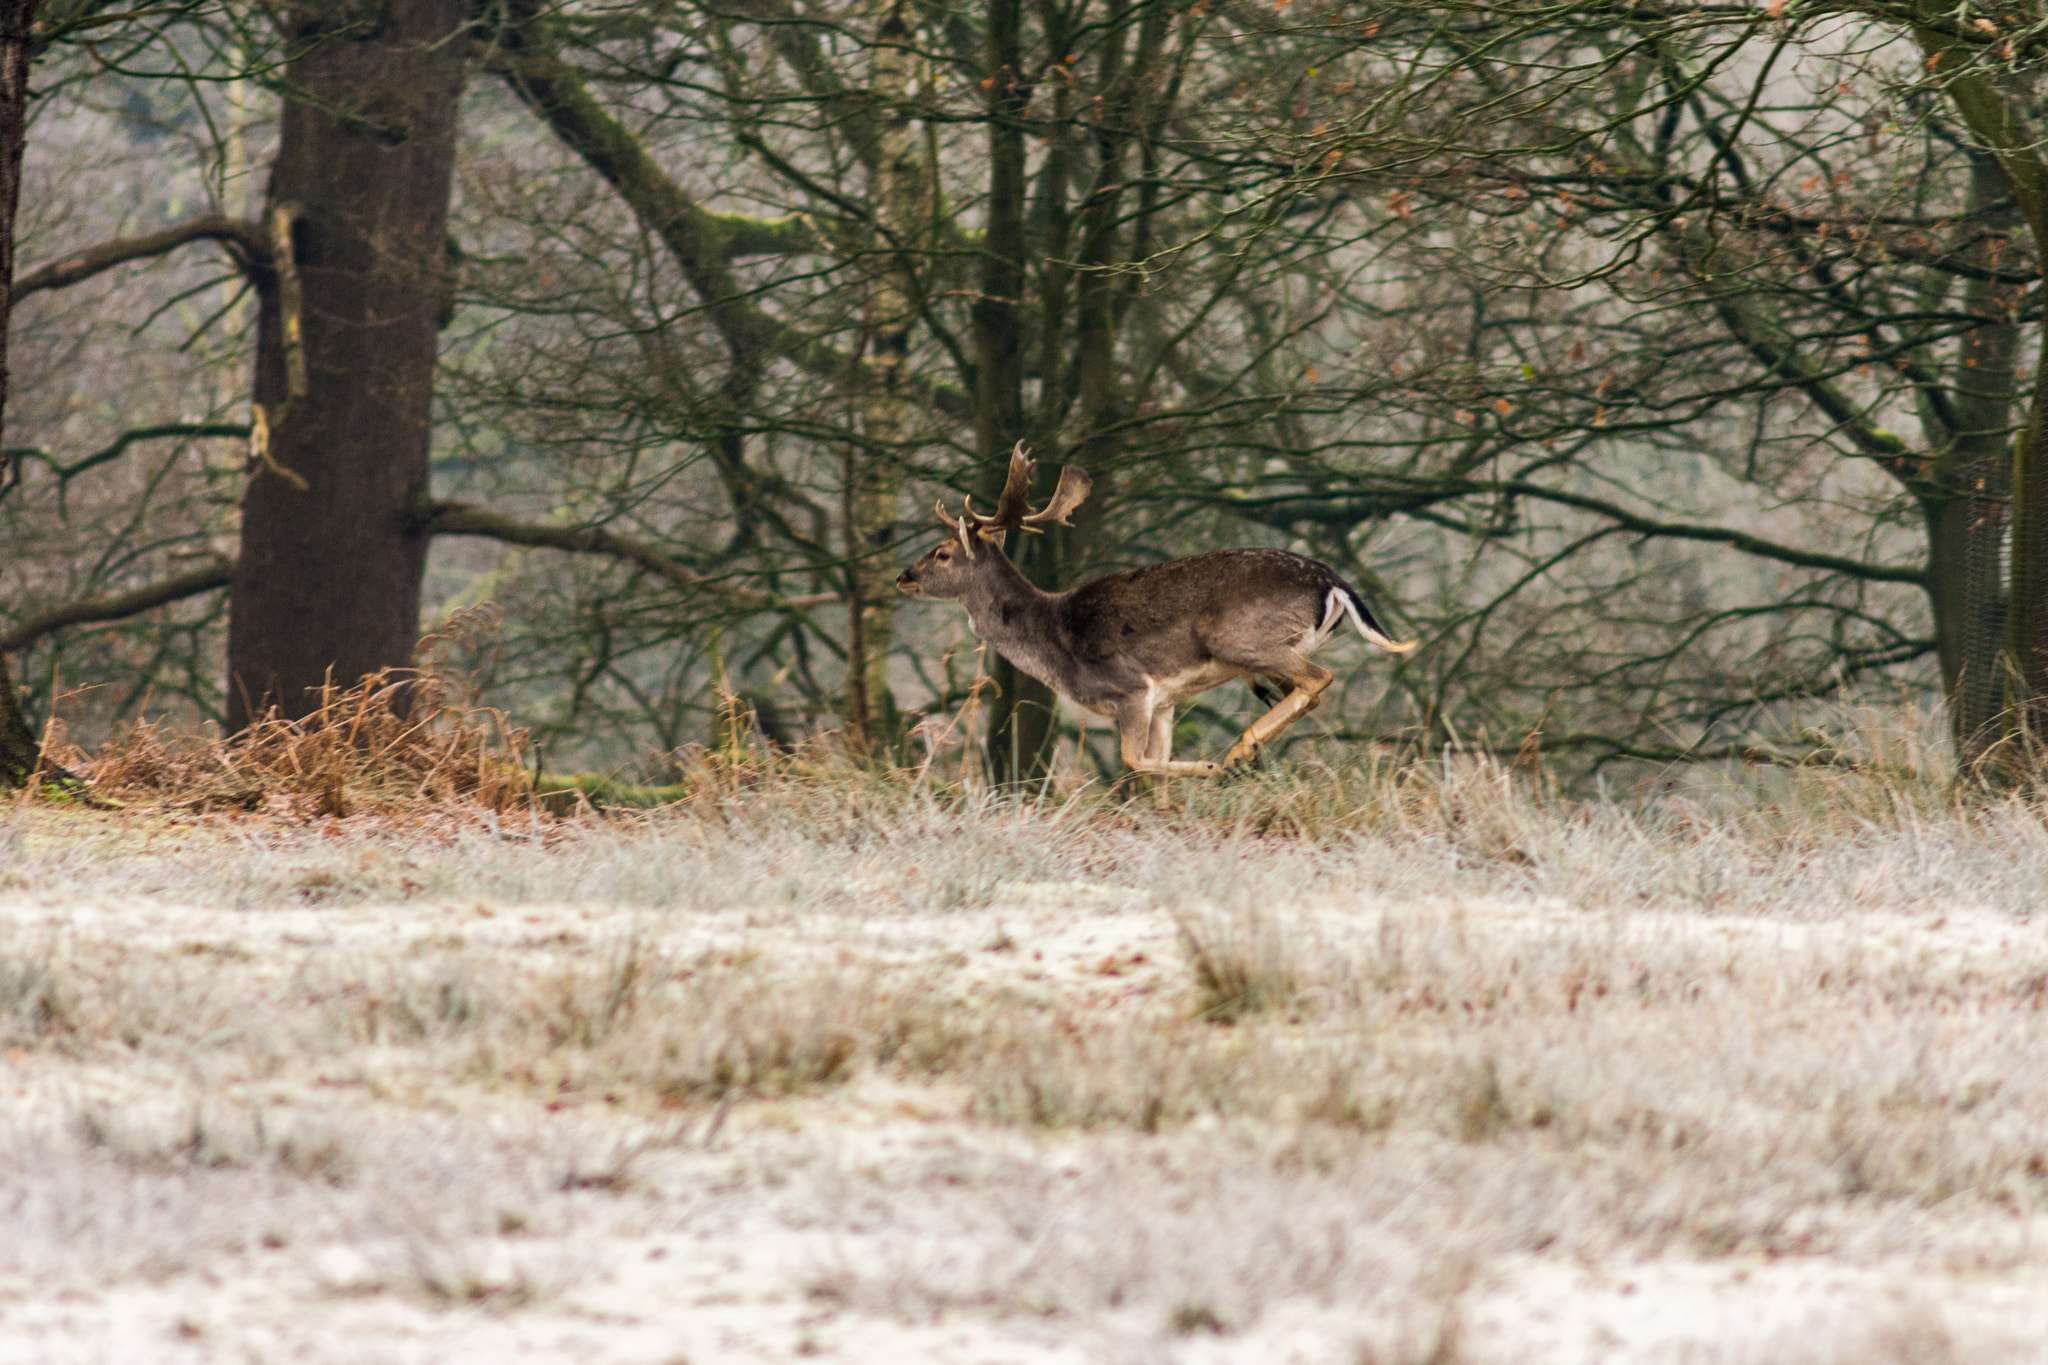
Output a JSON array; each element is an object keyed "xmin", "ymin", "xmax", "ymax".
[{"xmin": 1300, "ymin": 589, "xmax": 1347, "ymax": 653}]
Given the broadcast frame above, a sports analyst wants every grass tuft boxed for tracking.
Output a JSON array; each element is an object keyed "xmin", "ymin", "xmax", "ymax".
[
  {"xmin": 1174, "ymin": 904, "xmax": 1302, "ymax": 1023},
  {"xmin": 72, "ymin": 1096, "xmax": 358, "ymax": 1185},
  {"xmin": 0, "ymin": 940, "xmax": 79, "ymax": 1044}
]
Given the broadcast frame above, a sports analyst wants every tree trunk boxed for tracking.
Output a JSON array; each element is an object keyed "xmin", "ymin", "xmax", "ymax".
[
  {"xmin": 225, "ymin": 1, "xmax": 468, "ymax": 729},
  {"xmin": 974, "ymin": 0, "xmax": 1061, "ymax": 784},
  {"xmin": 984, "ymin": 2, "xmax": 1170, "ymax": 787},
  {"xmin": 0, "ymin": 652, "xmax": 39, "ymax": 788},
  {"xmin": 1920, "ymin": 153, "xmax": 2018, "ymax": 766},
  {"xmin": 0, "ymin": 0, "xmax": 41, "ymax": 785},
  {"xmin": 1912, "ymin": 29, "xmax": 2048, "ymax": 764},
  {"xmin": 840, "ymin": 0, "xmax": 925, "ymax": 755},
  {"xmin": 2009, "ymin": 347, "xmax": 2048, "ymax": 745}
]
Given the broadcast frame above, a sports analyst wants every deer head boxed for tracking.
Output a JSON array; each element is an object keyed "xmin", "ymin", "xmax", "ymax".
[{"xmin": 897, "ymin": 443, "xmax": 1092, "ymax": 600}]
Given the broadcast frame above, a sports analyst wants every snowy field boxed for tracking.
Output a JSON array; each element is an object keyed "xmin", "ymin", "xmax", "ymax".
[{"xmin": 2, "ymin": 766, "xmax": 2047, "ymax": 1363}]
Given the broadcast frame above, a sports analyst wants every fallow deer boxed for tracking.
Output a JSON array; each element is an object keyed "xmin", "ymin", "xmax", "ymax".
[{"xmin": 896, "ymin": 444, "xmax": 1416, "ymax": 777}]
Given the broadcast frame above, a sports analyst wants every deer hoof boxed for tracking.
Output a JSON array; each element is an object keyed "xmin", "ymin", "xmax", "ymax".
[{"xmin": 1224, "ymin": 742, "xmax": 1259, "ymax": 766}]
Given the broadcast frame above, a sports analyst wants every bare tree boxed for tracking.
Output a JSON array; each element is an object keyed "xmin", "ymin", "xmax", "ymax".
[
  {"xmin": 1160, "ymin": 4, "xmax": 2043, "ymax": 767},
  {"xmin": 3, "ymin": 3, "xmax": 472, "ymax": 742},
  {"xmin": 15, "ymin": 0, "xmax": 2048, "ymax": 787}
]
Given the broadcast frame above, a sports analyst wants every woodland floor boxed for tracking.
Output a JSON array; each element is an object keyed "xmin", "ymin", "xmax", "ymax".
[{"xmin": 2, "ymin": 763, "xmax": 2046, "ymax": 1363}]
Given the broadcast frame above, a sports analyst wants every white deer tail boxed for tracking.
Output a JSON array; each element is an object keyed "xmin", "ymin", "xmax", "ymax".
[{"xmin": 1333, "ymin": 586, "xmax": 1417, "ymax": 653}]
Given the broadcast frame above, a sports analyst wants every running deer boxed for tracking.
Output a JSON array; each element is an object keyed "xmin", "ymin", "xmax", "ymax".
[{"xmin": 896, "ymin": 444, "xmax": 1416, "ymax": 776}]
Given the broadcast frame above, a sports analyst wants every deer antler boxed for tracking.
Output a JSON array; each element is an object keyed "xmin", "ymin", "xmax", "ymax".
[
  {"xmin": 1017, "ymin": 465, "xmax": 1092, "ymax": 532},
  {"xmin": 933, "ymin": 498, "xmax": 979, "ymax": 557},
  {"xmin": 931, "ymin": 442, "xmax": 1094, "ymax": 549},
  {"xmin": 986, "ymin": 442, "xmax": 1036, "ymax": 529}
]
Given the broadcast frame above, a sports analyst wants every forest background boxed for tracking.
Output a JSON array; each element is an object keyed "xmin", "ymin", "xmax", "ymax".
[{"xmin": 4, "ymin": 0, "xmax": 2045, "ymax": 788}]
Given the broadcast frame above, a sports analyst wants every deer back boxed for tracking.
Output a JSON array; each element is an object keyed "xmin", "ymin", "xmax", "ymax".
[{"xmin": 1055, "ymin": 549, "xmax": 1339, "ymax": 687}]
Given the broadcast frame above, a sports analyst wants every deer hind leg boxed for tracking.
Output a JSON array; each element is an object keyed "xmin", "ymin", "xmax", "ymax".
[
  {"xmin": 1148, "ymin": 706, "xmax": 1176, "ymax": 764},
  {"xmin": 1225, "ymin": 663, "xmax": 1334, "ymax": 766},
  {"xmin": 1117, "ymin": 697, "xmax": 1220, "ymax": 778}
]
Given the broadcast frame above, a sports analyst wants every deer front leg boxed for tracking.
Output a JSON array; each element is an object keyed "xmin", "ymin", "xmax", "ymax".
[
  {"xmin": 1225, "ymin": 667, "xmax": 1333, "ymax": 766},
  {"xmin": 1118, "ymin": 700, "xmax": 1220, "ymax": 778}
]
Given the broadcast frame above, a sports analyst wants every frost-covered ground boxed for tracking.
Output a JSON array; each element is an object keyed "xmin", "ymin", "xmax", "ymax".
[{"xmin": 3, "ymin": 767, "xmax": 2047, "ymax": 1363}]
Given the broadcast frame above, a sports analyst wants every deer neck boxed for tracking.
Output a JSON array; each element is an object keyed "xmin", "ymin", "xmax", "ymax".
[{"xmin": 961, "ymin": 553, "xmax": 1068, "ymax": 690}]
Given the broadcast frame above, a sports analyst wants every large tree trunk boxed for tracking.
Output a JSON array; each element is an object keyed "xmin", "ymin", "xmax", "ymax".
[
  {"xmin": 2009, "ymin": 341, "xmax": 2048, "ymax": 747},
  {"xmin": 0, "ymin": 0, "xmax": 41, "ymax": 786},
  {"xmin": 225, "ymin": 1, "xmax": 468, "ymax": 730}
]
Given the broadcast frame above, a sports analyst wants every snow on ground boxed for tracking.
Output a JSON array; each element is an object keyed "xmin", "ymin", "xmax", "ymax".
[{"xmin": 2, "ymin": 803, "xmax": 2047, "ymax": 1363}]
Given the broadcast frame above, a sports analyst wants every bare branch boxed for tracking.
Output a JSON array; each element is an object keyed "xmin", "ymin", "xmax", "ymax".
[
  {"xmin": 1505, "ymin": 480, "xmax": 1930, "ymax": 587},
  {"xmin": 13, "ymin": 215, "xmax": 269, "ymax": 298},
  {"xmin": 1225, "ymin": 478, "xmax": 1929, "ymax": 586},
  {"xmin": 5, "ymin": 420, "xmax": 247, "ymax": 488},
  {"xmin": 417, "ymin": 500, "xmax": 840, "ymax": 611},
  {"xmin": 0, "ymin": 555, "xmax": 234, "ymax": 655},
  {"xmin": 482, "ymin": 0, "xmax": 969, "ymax": 420}
]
